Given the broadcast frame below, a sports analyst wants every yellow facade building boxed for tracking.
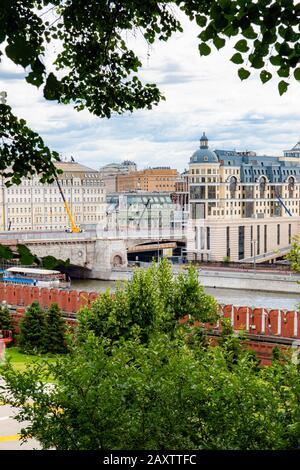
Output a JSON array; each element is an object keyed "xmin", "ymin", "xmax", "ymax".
[{"xmin": 116, "ymin": 167, "xmax": 178, "ymax": 192}]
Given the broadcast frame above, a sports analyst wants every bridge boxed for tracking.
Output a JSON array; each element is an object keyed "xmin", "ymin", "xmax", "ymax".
[{"xmin": 0, "ymin": 227, "xmax": 186, "ymax": 279}]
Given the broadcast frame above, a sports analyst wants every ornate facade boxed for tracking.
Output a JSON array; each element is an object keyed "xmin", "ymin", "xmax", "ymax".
[{"xmin": 187, "ymin": 134, "xmax": 300, "ymax": 262}]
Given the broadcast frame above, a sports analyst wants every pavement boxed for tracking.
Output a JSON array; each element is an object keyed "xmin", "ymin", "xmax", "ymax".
[
  {"xmin": 0, "ymin": 402, "xmax": 41, "ymax": 450},
  {"xmin": 0, "ymin": 378, "xmax": 41, "ymax": 450}
]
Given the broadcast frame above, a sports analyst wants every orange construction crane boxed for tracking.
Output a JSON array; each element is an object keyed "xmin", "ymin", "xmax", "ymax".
[{"xmin": 55, "ymin": 177, "xmax": 82, "ymax": 233}]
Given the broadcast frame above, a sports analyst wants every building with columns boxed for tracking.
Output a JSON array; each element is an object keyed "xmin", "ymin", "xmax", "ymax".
[
  {"xmin": 0, "ymin": 161, "xmax": 106, "ymax": 232},
  {"xmin": 187, "ymin": 133, "xmax": 300, "ymax": 262}
]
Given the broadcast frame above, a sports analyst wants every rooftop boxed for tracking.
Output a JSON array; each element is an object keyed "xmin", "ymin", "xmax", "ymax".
[{"xmin": 55, "ymin": 161, "xmax": 99, "ymax": 173}]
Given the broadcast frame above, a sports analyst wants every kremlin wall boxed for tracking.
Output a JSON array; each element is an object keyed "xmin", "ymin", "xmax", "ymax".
[{"xmin": 1, "ymin": 283, "xmax": 299, "ymax": 366}]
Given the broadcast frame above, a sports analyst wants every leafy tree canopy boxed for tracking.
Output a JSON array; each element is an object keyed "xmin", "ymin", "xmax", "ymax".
[
  {"xmin": 77, "ymin": 260, "xmax": 218, "ymax": 344},
  {"xmin": 1, "ymin": 331, "xmax": 300, "ymax": 450},
  {"xmin": 0, "ymin": 1, "xmax": 299, "ymax": 183}
]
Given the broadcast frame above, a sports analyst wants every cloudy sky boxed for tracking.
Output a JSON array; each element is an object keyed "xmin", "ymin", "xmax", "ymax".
[{"xmin": 1, "ymin": 11, "xmax": 300, "ymax": 173}]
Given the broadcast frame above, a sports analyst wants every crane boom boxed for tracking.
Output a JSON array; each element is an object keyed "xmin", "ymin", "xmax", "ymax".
[
  {"xmin": 276, "ymin": 194, "xmax": 293, "ymax": 217},
  {"xmin": 55, "ymin": 177, "xmax": 81, "ymax": 233}
]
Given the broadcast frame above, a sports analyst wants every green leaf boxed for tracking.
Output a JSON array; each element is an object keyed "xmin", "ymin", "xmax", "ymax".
[
  {"xmin": 43, "ymin": 73, "xmax": 62, "ymax": 100},
  {"xmin": 213, "ymin": 37, "xmax": 226, "ymax": 50},
  {"xmin": 5, "ymin": 38, "xmax": 35, "ymax": 67},
  {"xmin": 0, "ymin": 31, "xmax": 6, "ymax": 43},
  {"xmin": 230, "ymin": 53, "xmax": 244, "ymax": 64},
  {"xmin": 242, "ymin": 26, "xmax": 257, "ymax": 40},
  {"xmin": 238, "ymin": 68, "xmax": 251, "ymax": 80},
  {"xmin": 277, "ymin": 67, "xmax": 290, "ymax": 78},
  {"xmin": 249, "ymin": 55, "xmax": 264, "ymax": 69},
  {"xmin": 278, "ymin": 80, "xmax": 289, "ymax": 96},
  {"xmin": 195, "ymin": 15, "xmax": 207, "ymax": 27},
  {"xmin": 294, "ymin": 68, "xmax": 300, "ymax": 81},
  {"xmin": 260, "ymin": 70, "xmax": 272, "ymax": 84},
  {"xmin": 198, "ymin": 43, "xmax": 211, "ymax": 56},
  {"xmin": 270, "ymin": 55, "xmax": 282, "ymax": 66},
  {"xmin": 234, "ymin": 39, "xmax": 249, "ymax": 53},
  {"xmin": 32, "ymin": 58, "xmax": 45, "ymax": 75},
  {"xmin": 26, "ymin": 71, "xmax": 44, "ymax": 88}
]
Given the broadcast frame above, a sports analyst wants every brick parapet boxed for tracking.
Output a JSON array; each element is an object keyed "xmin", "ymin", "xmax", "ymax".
[{"xmin": 1, "ymin": 284, "xmax": 300, "ymax": 342}]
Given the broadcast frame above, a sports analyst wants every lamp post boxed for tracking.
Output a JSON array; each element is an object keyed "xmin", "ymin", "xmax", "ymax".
[{"xmin": 252, "ymin": 239, "xmax": 257, "ymax": 272}]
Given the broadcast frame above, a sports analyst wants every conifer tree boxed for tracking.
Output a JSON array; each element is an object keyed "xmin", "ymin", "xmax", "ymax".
[
  {"xmin": 45, "ymin": 303, "xmax": 68, "ymax": 354},
  {"xmin": 18, "ymin": 301, "xmax": 47, "ymax": 354},
  {"xmin": 0, "ymin": 305, "xmax": 13, "ymax": 332}
]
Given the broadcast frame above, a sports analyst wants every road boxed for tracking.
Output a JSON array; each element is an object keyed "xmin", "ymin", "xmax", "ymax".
[
  {"xmin": 0, "ymin": 403, "xmax": 41, "ymax": 450},
  {"xmin": 0, "ymin": 379, "xmax": 41, "ymax": 450}
]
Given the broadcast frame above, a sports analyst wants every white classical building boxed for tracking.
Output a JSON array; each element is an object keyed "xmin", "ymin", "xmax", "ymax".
[{"xmin": 0, "ymin": 161, "xmax": 106, "ymax": 231}]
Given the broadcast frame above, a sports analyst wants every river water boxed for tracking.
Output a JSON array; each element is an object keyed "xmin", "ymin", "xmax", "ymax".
[{"xmin": 71, "ymin": 279, "xmax": 300, "ymax": 310}]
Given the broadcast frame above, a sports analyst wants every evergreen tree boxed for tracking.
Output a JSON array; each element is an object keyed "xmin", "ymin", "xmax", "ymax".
[
  {"xmin": 18, "ymin": 301, "xmax": 47, "ymax": 355},
  {"xmin": 0, "ymin": 305, "xmax": 13, "ymax": 332},
  {"xmin": 45, "ymin": 303, "xmax": 68, "ymax": 354}
]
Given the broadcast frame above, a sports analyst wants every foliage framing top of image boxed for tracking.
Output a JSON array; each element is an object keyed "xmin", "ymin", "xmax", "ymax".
[
  {"xmin": 1, "ymin": 0, "xmax": 299, "ymax": 111},
  {"xmin": 0, "ymin": 1, "xmax": 299, "ymax": 184}
]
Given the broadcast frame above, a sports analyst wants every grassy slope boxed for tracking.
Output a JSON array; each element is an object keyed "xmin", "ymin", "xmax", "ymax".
[{"xmin": 3, "ymin": 347, "xmax": 59, "ymax": 372}]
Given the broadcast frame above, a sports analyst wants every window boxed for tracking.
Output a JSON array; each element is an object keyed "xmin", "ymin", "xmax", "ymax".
[
  {"xmin": 277, "ymin": 224, "xmax": 280, "ymax": 245},
  {"xmin": 229, "ymin": 176, "xmax": 237, "ymax": 198},
  {"xmin": 257, "ymin": 225, "xmax": 260, "ymax": 255},
  {"xmin": 207, "ymin": 186, "xmax": 216, "ymax": 199},
  {"xmin": 238, "ymin": 226, "xmax": 245, "ymax": 260},
  {"xmin": 250, "ymin": 226, "xmax": 253, "ymax": 256},
  {"xmin": 190, "ymin": 186, "xmax": 205, "ymax": 199},
  {"xmin": 207, "ymin": 227, "xmax": 210, "ymax": 250},
  {"xmin": 264, "ymin": 225, "xmax": 267, "ymax": 253},
  {"xmin": 259, "ymin": 177, "xmax": 267, "ymax": 198},
  {"xmin": 226, "ymin": 227, "xmax": 230, "ymax": 257},
  {"xmin": 191, "ymin": 202, "xmax": 205, "ymax": 219},
  {"xmin": 289, "ymin": 224, "xmax": 292, "ymax": 244}
]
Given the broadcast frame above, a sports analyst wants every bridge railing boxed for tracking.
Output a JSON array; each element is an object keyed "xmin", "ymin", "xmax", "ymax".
[{"xmin": 95, "ymin": 226, "xmax": 187, "ymax": 240}]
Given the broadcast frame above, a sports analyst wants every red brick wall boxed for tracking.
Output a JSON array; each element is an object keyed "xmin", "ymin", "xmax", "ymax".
[{"xmin": 1, "ymin": 285, "xmax": 300, "ymax": 340}]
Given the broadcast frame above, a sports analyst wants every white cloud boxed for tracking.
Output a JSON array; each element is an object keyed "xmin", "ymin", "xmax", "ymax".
[{"xmin": 1, "ymin": 11, "xmax": 300, "ymax": 172}]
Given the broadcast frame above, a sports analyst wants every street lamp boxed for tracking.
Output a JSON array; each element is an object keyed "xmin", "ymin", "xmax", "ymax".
[{"xmin": 252, "ymin": 239, "xmax": 257, "ymax": 272}]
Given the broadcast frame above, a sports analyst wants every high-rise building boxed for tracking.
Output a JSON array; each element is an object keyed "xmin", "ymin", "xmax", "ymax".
[
  {"xmin": 0, "ymin": 161, "xmax": 106, "ymax": 231},
  {"xmin": 187, "ymin": 133, "xmax": 300, "ymax": 262}
]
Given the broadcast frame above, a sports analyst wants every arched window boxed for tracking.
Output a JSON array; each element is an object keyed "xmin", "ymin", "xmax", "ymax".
[
  {"xmin": 229, "ymin": 176, "xmax": 237, "ymax": 199},
  {"xmin": 288, "ymin": 176, "xmax": 295, "ymax": 198},
  {"xmin": 259, "ymin": 176, "xmax": 267, "ymax": 198}
]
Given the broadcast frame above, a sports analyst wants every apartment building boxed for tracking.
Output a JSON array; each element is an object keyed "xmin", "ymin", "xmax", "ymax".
[
  {"xmin": 116, "ymin": 167, "xmax": 178, "ymax": 192},
  {"xmin": 187, "ymin": 133, "xmax": 300, "ymax": 262},
  {"xmin": 99, "ymin": 160, "xmax": 137, "ymax": 193},
  {"xmin": 0, "ymin": 161, "xmax": 106, "ymax": 231}
]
